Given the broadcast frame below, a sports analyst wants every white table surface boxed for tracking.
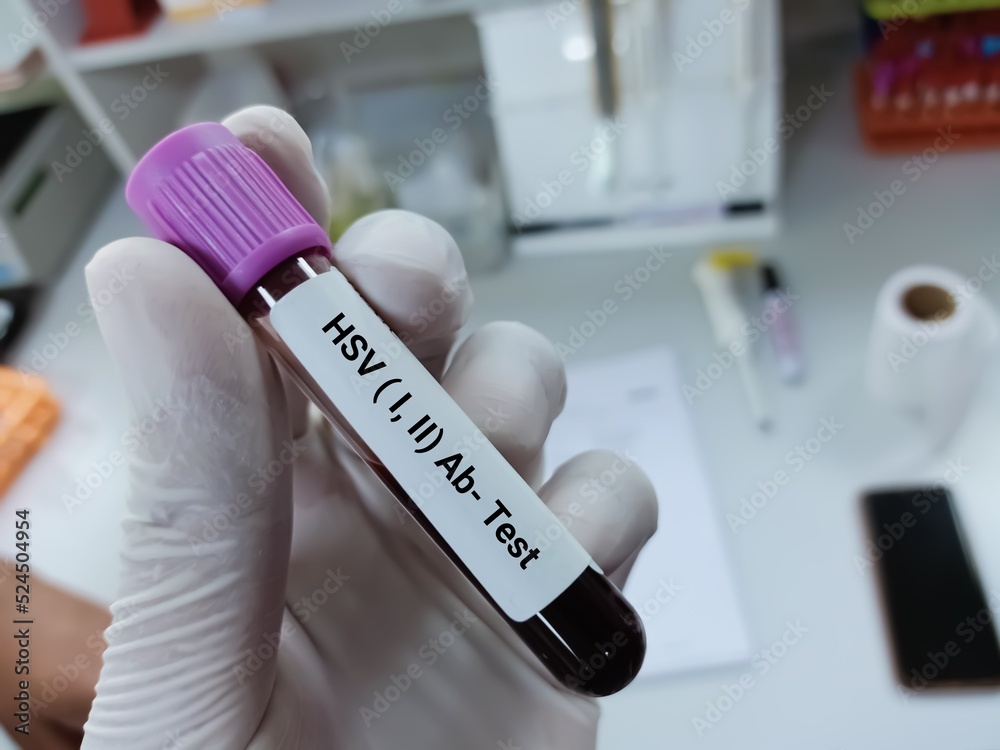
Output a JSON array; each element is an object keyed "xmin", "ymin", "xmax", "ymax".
[{"xmin": 3, "ymin": 40, "xmax": 1000, "ymax": 750}]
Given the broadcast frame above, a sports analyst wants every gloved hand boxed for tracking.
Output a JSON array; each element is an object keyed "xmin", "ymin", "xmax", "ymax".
[{"xmin": 81, "ymin": 106, "xmax": 658, "ymax": 750}]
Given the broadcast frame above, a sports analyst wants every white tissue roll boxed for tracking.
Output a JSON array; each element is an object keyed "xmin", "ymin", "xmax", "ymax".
[{"xmin": 866, "ymin": 265, "xmax": 999, "ymax": 450}]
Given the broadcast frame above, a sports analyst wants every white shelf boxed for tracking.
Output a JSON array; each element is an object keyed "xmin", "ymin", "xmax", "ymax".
[
  {"xmin": 68, "ymin": 0, "xmax": 521, "ymax": 72},
  {"xmin": 512, "ymin": 210, "xmax": 780, "ymax": 257}
]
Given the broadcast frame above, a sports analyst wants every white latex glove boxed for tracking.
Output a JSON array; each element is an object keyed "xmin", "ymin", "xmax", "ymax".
[{"xmin": 81, "ymin": 106, "xmax": 658, "ymax": 750}]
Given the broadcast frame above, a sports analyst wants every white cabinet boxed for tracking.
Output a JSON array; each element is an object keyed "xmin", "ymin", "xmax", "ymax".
[{"xmin": 477, "ymin": 0, "xmax": 782, "ymax": 253}]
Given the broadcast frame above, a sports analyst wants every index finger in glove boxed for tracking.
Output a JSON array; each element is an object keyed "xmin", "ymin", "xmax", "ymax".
[{"xmin": 82, "ymin": 237, "xmax": 294, "ymax": 750}]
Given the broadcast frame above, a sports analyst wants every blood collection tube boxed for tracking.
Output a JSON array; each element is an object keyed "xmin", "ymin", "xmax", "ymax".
[{"xmin": 125, "ymin": 123, "xmax": 646, "ymax": 696}]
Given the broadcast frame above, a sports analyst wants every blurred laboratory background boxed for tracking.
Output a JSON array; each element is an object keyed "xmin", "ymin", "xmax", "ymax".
[{"xmin": 1, "ymin": 0, "xmax": 1000, "ymax": 748}]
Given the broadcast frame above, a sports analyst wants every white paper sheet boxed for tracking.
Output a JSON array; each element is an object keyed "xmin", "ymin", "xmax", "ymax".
[{"xmin": 546, "ymin": 346, "xmax": 751, "ymax": 677}]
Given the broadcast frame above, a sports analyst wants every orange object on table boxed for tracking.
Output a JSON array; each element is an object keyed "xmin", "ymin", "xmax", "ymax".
[
  {"xmin": 0, "ymin": 368, "xmax": 59, "ymax": 497},
  {"xmin": 854, "ymin": 64, "xmax": 1000, "ymax": 152},
  {"xmin": 855, "ymin": 7, "xmax": 1000, "ymax": 152},
  {"xmin": 80, "ymin": 0, "xmax": 158, "ymax": 44}
]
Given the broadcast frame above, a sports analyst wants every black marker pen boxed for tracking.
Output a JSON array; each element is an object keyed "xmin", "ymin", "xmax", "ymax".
[{"xmin": 761, "ymin": 263, "xmax": 803, "ymax": 384}]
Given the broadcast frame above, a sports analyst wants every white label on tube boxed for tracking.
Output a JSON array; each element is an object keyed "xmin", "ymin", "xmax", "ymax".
[{"xmin": 270, "ymin": 270, "xmax": 593, "ymax": 622}]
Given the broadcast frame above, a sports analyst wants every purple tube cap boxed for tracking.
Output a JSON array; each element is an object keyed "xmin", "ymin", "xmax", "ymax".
[{"xmin": 126, "ymin": 122, "xmax": 331, "ymax": 305}]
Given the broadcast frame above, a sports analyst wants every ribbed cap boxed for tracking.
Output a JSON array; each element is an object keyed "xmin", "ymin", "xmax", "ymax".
[{"xmin": 126, "ymin": 122, "xmax": 331, "ymax": 305}]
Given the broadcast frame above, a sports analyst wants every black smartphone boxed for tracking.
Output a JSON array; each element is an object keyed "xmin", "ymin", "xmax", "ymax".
[{"xmin": 862, "ymin": 486, "xmax": 1000, "ymax": 690}]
